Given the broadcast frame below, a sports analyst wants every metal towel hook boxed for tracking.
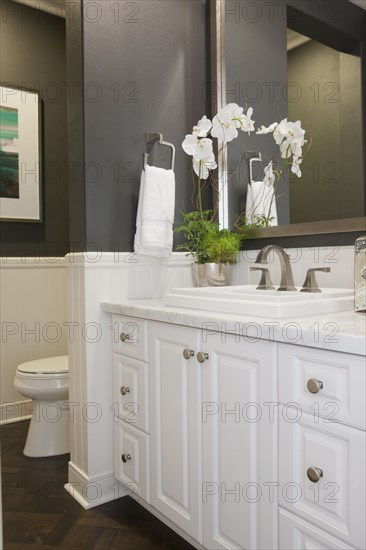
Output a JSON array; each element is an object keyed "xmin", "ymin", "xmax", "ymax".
[{"xmin": 143, "ymin": 132, "xmax": 176, "ymax": 171}]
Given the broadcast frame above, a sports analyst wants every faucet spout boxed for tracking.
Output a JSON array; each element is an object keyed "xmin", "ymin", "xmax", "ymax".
[{"xmin": 255, "ymin": 245, "xmax": 296, "ymax": 291}]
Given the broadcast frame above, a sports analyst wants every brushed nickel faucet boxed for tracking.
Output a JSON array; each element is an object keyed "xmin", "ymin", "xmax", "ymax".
[{"xmin": 254, "ymin": 245, "xmax": 297, "ymax": 291}]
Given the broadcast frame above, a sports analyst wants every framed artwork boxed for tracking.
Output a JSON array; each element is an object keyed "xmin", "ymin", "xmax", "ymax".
[{"xmin": 0, "ymin": 85, "xmax": 42, "ymax": 222}]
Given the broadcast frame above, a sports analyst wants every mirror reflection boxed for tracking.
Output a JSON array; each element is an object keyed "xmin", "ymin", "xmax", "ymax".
[
  {"xmin": 287, "ymin": 30, "xmax": 363, "ymax": 223},
  {"xmin": 217, "ymin": 0, "xmax": 365, "ymax": 235}
]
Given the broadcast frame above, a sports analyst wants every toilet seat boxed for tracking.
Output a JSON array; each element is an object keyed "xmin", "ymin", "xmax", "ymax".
[{"xmin": 17, "ymin": 355, "xmax": 68, "ymax": 375}]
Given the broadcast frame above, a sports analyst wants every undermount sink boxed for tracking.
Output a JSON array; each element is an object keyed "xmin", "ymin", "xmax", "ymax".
[{"xmin": 164, "ymin": 285, "xmax": 354, "ymax": 318}]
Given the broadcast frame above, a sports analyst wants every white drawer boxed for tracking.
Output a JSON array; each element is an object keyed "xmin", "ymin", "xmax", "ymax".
[
  {"xmin": 114, "ymin": 421, "xmax": 150, "ymax": 503},
  {"xmin": 113, "ymin": 353, "xmax": 149, "ymax": 433},
  {"xmin": 278, "ymin": 344, "xmax": 365, "ymax": 430},
  {"xmin": 112, "ymin": 314, "xmax": 147, "ymax": 362},
  {"xmin": 279, "ymin": 410, "xmax": 365, "ymax": 549},
  {"xmin": 279, "ymin": 508, "xmax": 356, "ymax": 550}
]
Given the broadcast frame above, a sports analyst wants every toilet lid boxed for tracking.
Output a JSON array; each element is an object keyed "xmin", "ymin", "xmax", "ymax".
[{"xmin": 17, "ymin": 355, "xmax": 68, "ymax": 375}]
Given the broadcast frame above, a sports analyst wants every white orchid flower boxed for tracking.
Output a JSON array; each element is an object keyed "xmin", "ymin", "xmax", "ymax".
[
  {"xmin": 182, "ymin": 134, "xmax": 198, "ymax": 156},
  {"xmin": 211, "ymin": 104, "xmax": 240, "ymax": 143},
  {"xmin": 274, "ymin": 118, "xmax": 305, "ymax": 155},
  {"xmin": 256, "ymin": 122, "xmax": 277, "ymax": 135},
  {"xmin": 238, "ymin": 107, "xmax": 255, "ymax": 134},
  {"xmin": 182, "ymin": 135, "xmax": 214, "ymax": 162},
  {"xmin": 263, "ymin": 161, "xmax": 276, "ymax": 187},
  {"xmin": 192, "ymin": 115, "xmax": 212, "ymax": 137},
  {"xmin": 193, "ymin": 137, "xmax": 214, "ymax": 161},
  {"xmin": 291, "ymin": 156, "xmax": 302, "ymax": 177},
  {"xmin": 193, "ymin": 153, "xmax": 217, "ymax": 179}
]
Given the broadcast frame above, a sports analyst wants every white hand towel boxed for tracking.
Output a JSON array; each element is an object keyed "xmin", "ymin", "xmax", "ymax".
[
  {"xmin": 245, "ymin": 181, "xmax": 278, "ymax": 226},
  {"xmin": 134, "ymin": 165, "xmax": 175, "ymax": 257}
]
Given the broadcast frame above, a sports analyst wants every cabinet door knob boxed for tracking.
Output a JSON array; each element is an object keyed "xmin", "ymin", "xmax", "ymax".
[
  {"xmin": 307, "ymin": 466, "xmax": 323, "ymax": 483},
  {"xmin": 307, "ymin": 378, "xmax": 323, "ymax": 394},
  {"xmin": 120, "ymin": 332, "xmax": 130, "ymax": 342},
  {"xmin": 120, "ymin": 386, "xmax": 130, "ymax": 396},
  {"xmin": 121, "ymin": 453, "xmax": 131, "ymax": 463},
  {"xmin": 183, "ymin": 349, "xmax": 194, "ymax": 360},
  {"xmin": 196, "ymin": 352, "xmax": 209, "ymax": 364}
]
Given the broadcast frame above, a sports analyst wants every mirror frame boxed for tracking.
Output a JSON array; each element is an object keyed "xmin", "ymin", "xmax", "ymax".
[{"xmin": 210, "ymin": 0, "xmax": 366, "ymax": 238}]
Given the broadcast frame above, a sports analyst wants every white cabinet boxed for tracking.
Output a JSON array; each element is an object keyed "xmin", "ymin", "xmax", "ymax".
[
  {"xmin": 110, "ymin": 313, "xmax": 365, "ymax": 550},
  {"xmin": 149, "ymin": 323, "xmax": 203, "ymax": 541},
  {"xmin": 112, "ymin": 315, "xmax": 150, "ymax": 503},
  {"xmin": 278, "ymin": 344, "xmax": 365, "ymax": 430},
  {"xmin": 278, "ymin": 343, "xmax": 366, "ymax": 550},
  {"xmin": 279, "ymin": 410, "xmax": 365, "ymax": 548},
  {"xmin": 113, "ymin": 354, "xmax": 149, "ymax": 433},
  {"xmin": 279, "ymin": 509, "xmax": 356, "ymax": 550},
  {"xmin": 149, "ymin": 321, "xmax": 277, "ymax": 549},
  {"xmin": 201, "ymin": 333, "xmax": 277, "ymax": 550},
  {"xmin": 114, "ymin": 421, "xmax": 150, "ymax": 502}
]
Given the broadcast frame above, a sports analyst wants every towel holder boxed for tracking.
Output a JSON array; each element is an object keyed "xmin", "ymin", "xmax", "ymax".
[
  {"xmin": 249, "ymin": 153, "xmax": 262, "ymax": 184},
  {"xmin": 143, "ymin": 133, "xmax": 176, "ymax": 171}
]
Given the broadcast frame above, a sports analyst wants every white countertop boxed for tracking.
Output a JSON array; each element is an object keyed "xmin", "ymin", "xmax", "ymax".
[{"xmin": 101, "ymin": 299, "xmax": 366, "ymax": 356}]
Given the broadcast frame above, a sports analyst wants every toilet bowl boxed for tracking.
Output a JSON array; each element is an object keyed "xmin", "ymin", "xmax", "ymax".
[{"xmin": 14, "ymin": 355, "xmax": 69, "ymax": 457}]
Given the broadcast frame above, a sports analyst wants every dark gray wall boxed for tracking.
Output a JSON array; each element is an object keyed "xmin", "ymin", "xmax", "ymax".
[
  {"xmin": 0, "ymin": 0, "xmax": 69, "ymax": 257},
  {"xmin": 80, "ymin": 0, "xmax": 209, "ymax": 251}
]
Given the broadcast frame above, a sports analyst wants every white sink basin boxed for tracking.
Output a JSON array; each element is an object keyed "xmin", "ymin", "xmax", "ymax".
[{"xmin": 164, "ymin": 285, "xmax": 354, "ymax": 318}]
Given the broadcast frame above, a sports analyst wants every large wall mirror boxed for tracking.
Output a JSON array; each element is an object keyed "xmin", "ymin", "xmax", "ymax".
[{"xmin": 212, "ymin": 0, "xmax": 366, "ymax": 238}]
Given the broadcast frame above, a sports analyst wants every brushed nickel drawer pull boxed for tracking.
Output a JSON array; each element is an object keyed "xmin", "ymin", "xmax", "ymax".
[
  {"xmin": 307, "ymin": 378, "xmax": 323, "ymax": 394},
  {"xmin": 197, "ymin": 352, "xmax": 209, "ymax": 364},
  {"xmin": 183, "ymin": 349, "xmax": 194, "ymax": 360},
  {"xmin": 120, "ymin": 333, "xmax": 130, "ymax": 342},
  {"xmin": 307, "ymin": 466, "xmax": 323, "ymax": 483},
  {"xmin": 120, "ymin": 386, "xmax": 130, "ymax": 396},
  {"xmin": 121, "ymin": 453, "xmax": 131, "ymax": 463}
]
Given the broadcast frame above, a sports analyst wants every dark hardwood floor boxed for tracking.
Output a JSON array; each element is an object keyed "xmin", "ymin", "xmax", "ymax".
[{"xmin": 1, "ymin": 421, "xmax": 195, "ymax": 549}]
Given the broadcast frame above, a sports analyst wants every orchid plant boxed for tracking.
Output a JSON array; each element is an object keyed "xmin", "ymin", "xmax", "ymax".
[{"xmin": 177, "ymin": 102, "xmax": 306, "ymax": 264}]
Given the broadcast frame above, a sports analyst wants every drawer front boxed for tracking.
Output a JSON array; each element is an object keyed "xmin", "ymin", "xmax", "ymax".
[
  {"xmin": 279, "ymin": 508, "xmax": 356, "ymax": 550},
  {"xmin": 278, "ymin": 344, "xmax": 365, "ymax": 429},
  {"xmin": 114, "ymin": 421, "xmax": 150, "ymax": 503},
  {"xmin": 113, "ymin": 354, "xmax": 149, "ymax": 433},
  {"xmin": 279, "ymin": 410, "xmax": 365, "ymax": 548},
  {"xmin": 112, "ymin": 315, "xmax": 147, "ymax": 362}
]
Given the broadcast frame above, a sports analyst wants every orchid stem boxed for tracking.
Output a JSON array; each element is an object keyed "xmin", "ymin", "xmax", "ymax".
[{"xmin": 198, "ymin": 161, "xmax": 203, "ymax": 219}]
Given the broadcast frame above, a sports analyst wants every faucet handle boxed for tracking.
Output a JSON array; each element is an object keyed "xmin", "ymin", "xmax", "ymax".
[
  {"xmin": 250, "ymin": 267, "xmax": 275, "ymax": 290},
  {"xmin": 300, "ymin": 267, "xmax": 330, "ymax": 293}
]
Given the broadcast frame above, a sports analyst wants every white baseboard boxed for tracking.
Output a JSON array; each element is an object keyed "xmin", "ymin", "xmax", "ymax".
[
  {"xmin": 0, "ymin": 400, "xmax": 33, "ymax": 425},
  {"xmin": 64, "ymin": 461, "xmax": 129, "ymax": 509}
]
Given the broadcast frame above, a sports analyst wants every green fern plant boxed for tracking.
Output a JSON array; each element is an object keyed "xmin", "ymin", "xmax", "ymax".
[
  {"xmin": 175, "ymin": 210, "xmax": 218, "ymax": 264},
  {"xmin": 203, "ymin": 229, "xmax": 243, "ymax": 265}
]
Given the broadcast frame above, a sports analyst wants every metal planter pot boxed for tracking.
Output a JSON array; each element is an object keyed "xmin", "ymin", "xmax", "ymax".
[{"xmin": 192, "ymin": 262, "xmax": 234, "ymax": 287}]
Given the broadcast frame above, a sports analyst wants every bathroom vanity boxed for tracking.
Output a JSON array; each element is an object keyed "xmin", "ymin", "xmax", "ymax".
[{"xmin": 102, "ymin": 298, "xmax": 365, "ymax": 550}]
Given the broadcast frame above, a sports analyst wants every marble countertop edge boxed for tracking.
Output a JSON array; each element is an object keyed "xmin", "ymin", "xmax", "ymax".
[{"xmin": 101, "ymin": 299, "xmax": 366, "ymax": 356}]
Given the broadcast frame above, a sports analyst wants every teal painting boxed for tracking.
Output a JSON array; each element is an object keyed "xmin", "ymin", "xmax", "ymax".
[{"xmin": 0, "ymin": 106, "xmax": 19, "ymax": 198}]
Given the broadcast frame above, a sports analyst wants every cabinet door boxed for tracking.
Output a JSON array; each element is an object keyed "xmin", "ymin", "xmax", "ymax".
[
  {"xmin": 114, "ymin": 420, "xmax": 150, "ymax": 503},
  {"xmin": 279, "ymin": 410, "xmax": 365, "ymax": 549},
  {"xmin": 113, "ymin": 353, "xmax": 149, "ymax": 433},
  {"xmin": 201, "ymin": 333, "xmax": 277, "ymax": 550},
  {"xmin": 149, "ymin": 322, "xmax": 202, "ymax": 542},
  {"xmin": 279, "ymin": 508, "xmax": 355, "ymax": 550}
]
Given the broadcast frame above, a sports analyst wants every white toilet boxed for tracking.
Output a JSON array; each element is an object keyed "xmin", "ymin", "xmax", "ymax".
[{"xmin": 14, "ymin": 355, "xmax": 69, "ymax": 457}]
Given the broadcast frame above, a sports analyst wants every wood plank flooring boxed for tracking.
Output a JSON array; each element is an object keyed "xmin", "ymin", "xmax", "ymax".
[{"xmin": 0, "ymin": 421, "xmax": 195, "ymax": 549}]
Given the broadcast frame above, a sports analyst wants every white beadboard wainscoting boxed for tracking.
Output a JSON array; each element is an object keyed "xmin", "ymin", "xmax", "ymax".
[
  {"xmin": 64, "ymin": 252, "xmax": 194, "ymax": 509},
  {"xmin": 0, "ymin": 257, "xmax": 68, "ymax": 424}
]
